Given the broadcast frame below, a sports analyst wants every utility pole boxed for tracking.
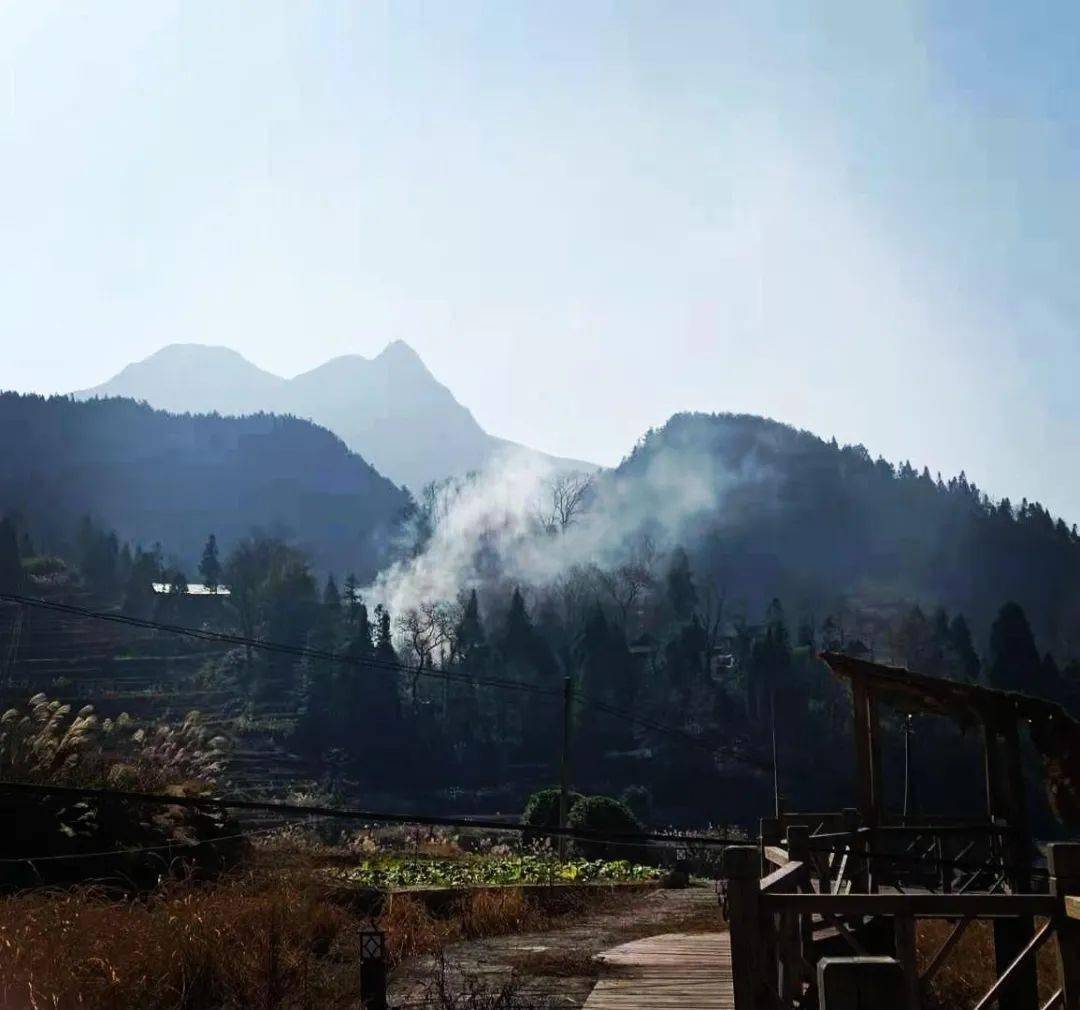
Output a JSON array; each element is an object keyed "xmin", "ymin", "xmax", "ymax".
[
  {"xmin": 903, "ymin": 713, "xmax": 913, "ymax": 818},
  {"xmin": 771, "ymin": 684, "xmax": 781, "ymax": 817},
  {"xmin": 558, "ymin": 675, "xmax": 573, "ymax": 858}
]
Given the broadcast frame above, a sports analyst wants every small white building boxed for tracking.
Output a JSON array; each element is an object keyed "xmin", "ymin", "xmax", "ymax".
[{"xmin": 151, "ymin": 582, "xmax": 231, "ymax": 596}]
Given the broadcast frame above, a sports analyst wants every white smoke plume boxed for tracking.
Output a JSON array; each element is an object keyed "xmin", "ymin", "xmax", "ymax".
[{"xmin": 361, "ymin": 421, "xmax": 780, "ymax": 621}]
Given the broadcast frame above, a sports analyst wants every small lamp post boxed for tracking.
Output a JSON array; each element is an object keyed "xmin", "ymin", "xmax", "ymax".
[{"xmin": 360, "ymin": 920, "xmax": 387, "ymax": 1010}]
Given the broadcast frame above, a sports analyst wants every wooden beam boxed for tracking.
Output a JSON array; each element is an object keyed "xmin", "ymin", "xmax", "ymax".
[
  {"xmin": 920, "ymin": 917, "xmax": 974, "ymax": 986},
  {"xmin": 723, "ymin": 846, "xmax": 764, "ymax": 1010},
  {"xmin": 760, "ymin": 892, "xmax": 1059, "ymax": 918},
  {"xmin": 973, "ymin": 920, "xmax": 1055, "ymax": 1010},
  {"xmin": 852, "ymin": 674, "xmax": 876, "ymax": 823},
  {"xmin": 894, "ymin": 915, "xmax": 920, "ymax": 1010},
  {"xmin": 1049, "ymin": 845, "xmax": 1080, "ymax": 1010}
]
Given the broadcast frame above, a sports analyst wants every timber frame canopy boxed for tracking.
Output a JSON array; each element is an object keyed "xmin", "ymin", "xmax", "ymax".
[{"xmin": 819, "ymin": 651, "xmax": 1080, "ymax": 834}]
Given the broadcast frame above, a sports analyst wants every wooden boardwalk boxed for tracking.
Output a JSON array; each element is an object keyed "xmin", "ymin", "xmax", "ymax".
[{"xmin": 584, "ymin": 932, "xmax": 734, "ymax": 1010}]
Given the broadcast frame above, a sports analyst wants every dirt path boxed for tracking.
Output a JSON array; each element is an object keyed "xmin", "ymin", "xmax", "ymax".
[{"xmin": 391, "ymin": 883, "xmax": 724, "ymax": 1008}]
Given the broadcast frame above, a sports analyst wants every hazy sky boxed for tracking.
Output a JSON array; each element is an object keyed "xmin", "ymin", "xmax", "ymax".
[{"xmin": 3, "ymin": 3, "xmax": 1080, "ymax": 520}]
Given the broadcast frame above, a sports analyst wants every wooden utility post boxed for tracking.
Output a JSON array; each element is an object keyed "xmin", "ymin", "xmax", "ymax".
[
  {"xmin": 982, "ymin": 715, "xmax": 1036, "ymax": 1010},
  {"xmin": 558, "ymin": 675, "xmax": 573, "ymax": 858}
]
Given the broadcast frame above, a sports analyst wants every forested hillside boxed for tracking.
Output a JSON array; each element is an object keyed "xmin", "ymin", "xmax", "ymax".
[
  {"xmin": 607, "ymin": 412, "xmax": 1080, "ymax": 659},
  {"xmin": 0, "ymin": 393, "xmax": 411, "ymax": 579}
]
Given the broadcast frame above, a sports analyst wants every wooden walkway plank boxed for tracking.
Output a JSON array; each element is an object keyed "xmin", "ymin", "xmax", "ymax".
[{"xmin": 584, "ymin": 932, "xmax": 735, "ymax": 1010}]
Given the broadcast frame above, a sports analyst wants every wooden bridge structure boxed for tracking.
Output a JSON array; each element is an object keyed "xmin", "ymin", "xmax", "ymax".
[{"xmin": 719, "ymin": 652, "xmax": 1080, "ymax": 1010}]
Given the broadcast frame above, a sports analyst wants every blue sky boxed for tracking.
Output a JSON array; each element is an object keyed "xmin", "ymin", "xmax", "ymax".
[{"xmin": 2, "ymin": 2, "xmax": 1079, "ymax": 520}]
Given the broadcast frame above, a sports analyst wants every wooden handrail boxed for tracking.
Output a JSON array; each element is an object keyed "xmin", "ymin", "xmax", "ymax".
[
  {"xmin": 920, "ymin": 916, "xmax": 973, "ymax": 985},
  {"xmin": 972, "ymin": 919, "xmax": 1055, "ymax": 1010},
  {"xmin": 763, "ymin": 845, "xmax": 790, "ymax": 868},
  {"xmin": 760, "ymin": 892, "xmax": 1059, "ymax": 917},
  {"xmin": 760, "ymin": 860, "xmax": 806, "ymax": 893}
]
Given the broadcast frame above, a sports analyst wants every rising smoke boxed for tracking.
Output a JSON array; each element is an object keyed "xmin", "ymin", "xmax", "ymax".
[{"xmin": 361, "ymin": 420, "xmax": 780, "ymax": 623}]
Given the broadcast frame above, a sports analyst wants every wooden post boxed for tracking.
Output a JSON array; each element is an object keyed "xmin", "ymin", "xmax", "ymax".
[
  {"xmin": 843, "ymin": 807, "xmax": 868, "ymax": 894},
  {"xmin": 818, "ymin": 957, "xmax": 903, "ymax": 1010},
  {"xmin": 893, "ymin": 915, "xmax": 920, "ymax": 1010},
  {"xmin": 983, "ymin": 716, "xmax": 1037, "ymax": 1010},
  {"xmin": 725, "ymin": 846, "xmax": 765, "ymax": 1010},
  {"xmin": 788, "ymin": 826, "xmax": 814, "ymax": 987},
  {"xmin": 852, "ymin": 675, "xmax": 875, "ymax": 824},
  {"xmin": 868, "ymin": 691, "xmax": 884, "ymax": 826},
  {"xmin": 1049, "ymin": 843, "xmax": 1080, "ymax": 1010}
]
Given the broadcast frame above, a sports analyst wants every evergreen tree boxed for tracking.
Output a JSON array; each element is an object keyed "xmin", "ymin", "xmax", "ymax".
[
  {"xmin": 354, "ymin": 601, "xmax": 374, "ymax": 655},
  {"xmin": 323, "ymin": 574, "xmax": 341, "ymax": 612},
  {"xmin": 343, "ymin": 573, "xmax": 359, "ymax": 624},
  {"xmin": 0, "ymin": 517, "xmax": 24, "ymax": 593},
  {"xmin": 122, "ymin": 547, "xmax": 159, "ymax": 618},
  {"xmin": 455, "ymin": 590, "xmax": 486, "ymax": 663},
  {"xmin": 374, "ymin": 605, "xmax": 396, "ymax": 665},
  {"xmin": 666, "ymin": 546, "xmax": 698, "ymax": 620},
  {"xmin": 987, "ymin": 602, "xmax": 1041, "ymax": 694},
  {"xmin": 198, "ymin": 534, "xmax": 221, "ymax": 590},
  {"xmin": 946, "ymin": 614, "xmax": 980, "ymax": 683}
]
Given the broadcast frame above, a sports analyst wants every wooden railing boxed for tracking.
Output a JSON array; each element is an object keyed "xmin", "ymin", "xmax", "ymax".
[
  {"xmin": 759, "ymin": 808, "xmax": 1019, "ymax": 896},
  {"xmin": 724, "ymin": 833, "xmax": 1080, "ymax": 1010}
]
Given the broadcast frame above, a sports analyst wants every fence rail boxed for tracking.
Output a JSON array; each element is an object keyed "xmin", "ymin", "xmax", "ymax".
[{"xmin": 724, "ymin": 824, "xmax": 1080, "ymax": 1010}]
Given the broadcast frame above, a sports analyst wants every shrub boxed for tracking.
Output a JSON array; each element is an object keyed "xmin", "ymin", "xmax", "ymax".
[
  {"xmin": 566, "ymin": 795, "xmax": 643, "ymax": 861},
  {"xmin": 521, "ymin": 787, "xmax": 583, "ymax": 833},
  {"xmin": 21, "ymin": 554, "xmax": 68, "ymax": 578}
]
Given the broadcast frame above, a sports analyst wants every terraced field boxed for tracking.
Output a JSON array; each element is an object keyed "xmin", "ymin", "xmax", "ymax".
[{"xmin": 0, "ymin": 591, "xmax": 312, "ymax": 797}]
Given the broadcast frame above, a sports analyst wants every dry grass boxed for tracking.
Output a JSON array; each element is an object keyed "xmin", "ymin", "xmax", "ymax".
[
  {"xmin": 0, "ymin": 867, "xmax": 619, "ymax": 1009},
  {"xmin": 382, "ymin": 886, "xmax": 602, "ymax": 964},
  {"xmin": 918, "ymin": 917, "xmax": 1061, "ymax": 1009},
  {"xmin": 0, "ymin": 875, "xmax": 360, "ymax": 1010}
]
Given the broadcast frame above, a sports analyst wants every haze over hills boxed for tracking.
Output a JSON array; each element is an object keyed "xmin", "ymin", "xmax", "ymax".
[
  {"xmin": 75, "ymin": 342, "xmax": 594, "ymax": 491},
  {"xmin": 0, "ymin": 393, "xmax": 410, "ymax": 579}
]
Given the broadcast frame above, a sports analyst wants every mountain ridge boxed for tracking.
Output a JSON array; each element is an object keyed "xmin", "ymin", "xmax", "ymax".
[{"xmin": 75, "ymin": 342, "xmax": 594, "ymax": 490}]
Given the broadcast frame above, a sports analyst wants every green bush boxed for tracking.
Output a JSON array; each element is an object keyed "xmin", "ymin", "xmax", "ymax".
[
  {"xmin": 566, "ymin": 794, "xmax": 643, "ymax": 861},
  {"xmin": 22, "ymin": 555, "xmax": 68, "ymax": 578},
  {"xmin": 521, "ymin": 787, "xmax": 584, "ymax": 837}
]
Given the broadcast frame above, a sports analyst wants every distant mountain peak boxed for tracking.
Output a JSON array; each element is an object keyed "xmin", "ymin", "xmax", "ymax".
[{"xmin": 76, "ymin": 340, "xmax": 596, "ymax": 489}]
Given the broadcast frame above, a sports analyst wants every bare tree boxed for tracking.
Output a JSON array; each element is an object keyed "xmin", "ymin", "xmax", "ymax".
[
  {"xmin": 534, "ymin": 471, "xmax": 594, "ymax": 535},
  {"xmin": 396, "ymin": 600, "xmax": 452, "ymax": 704},
  {"xmin": 596, "ymin": 536, "xmax": 657, "ymax": 633}
]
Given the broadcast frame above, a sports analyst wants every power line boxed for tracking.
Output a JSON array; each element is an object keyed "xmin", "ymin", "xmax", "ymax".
[
  {"xmin": 0, "ymin": 591, "xmax": 766, "ymax": 767},
  {"xmin": 0, "ymin": 591, "xmax": 560, "ymax": 696},
  {"xmin": 0, "ymin": 780, "xmax": 1051, "ymax": 881},
  {"xmin": 0, "ymin": 779, "xmax": 740, "ymax": 849},
  {"xmin": 0, "ymin": 820, "xmax": 292, "ymax": 865}
]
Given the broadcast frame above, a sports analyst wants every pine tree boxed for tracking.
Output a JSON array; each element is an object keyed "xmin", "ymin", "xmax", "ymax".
[
  {"xmin": 665, "ymin": 546, "xmax": 697, "ymax": 620},
  {"xmin": 354, "ymin": 601, "xmax": 374, "ymax": 655},
  {"xmin": 0, "ymin": 517, "xmax": 24, "ymax": 593},
  {"xmin": 374, "ymin": 605, "xmax": 396, "ymax": 665},
  {"xmin": 343, "ymin": 573, "xmax": 359, "ymax": 623},
  {"xmin": 455, "ymin": 590, "xmax": 486, "ymax": 663},
  {"xmin": 198, "ymin": 534, "xmax": 222, "ymax": 591},
  {"xmin": 947, "ymin": 614, "xmax": 980, "ymax": 683},
  {"xmin": 988, "ymin": 602, "xmax": 1041, "ymax": 694},
  {"xmin": 323, "ymin": 574, "xmax": 341, "ymax": 612}
]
